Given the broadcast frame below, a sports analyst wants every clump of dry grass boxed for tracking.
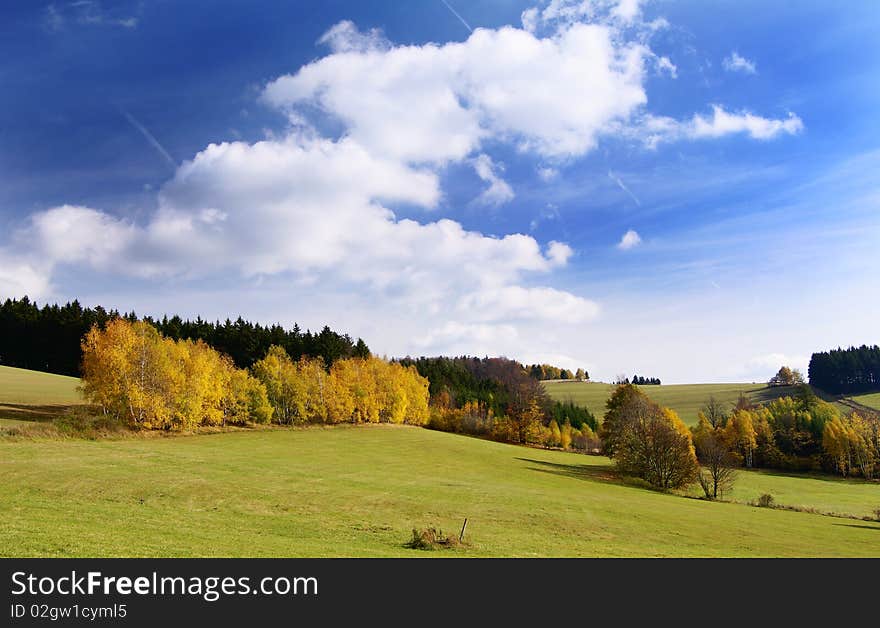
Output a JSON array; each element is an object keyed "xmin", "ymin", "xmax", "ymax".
[{"xmin": 405, "ymin": 526, "xmax": 465, "ymax": 551}]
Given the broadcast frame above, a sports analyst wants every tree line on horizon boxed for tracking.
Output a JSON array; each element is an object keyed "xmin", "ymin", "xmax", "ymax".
[
  {"xmin": 615, "ymin": 374, "xmax": 661, "ymax": 385},
  {"xmin": 526, "ymin": 364, "xmax": 589, "ymax": 381},
  {"xmin": 808, "ymin": 345, "xmax": 880, "ymax": 394},
  {"xmin": 0, "ymin": 297, "xmax": 369, "ymax": 377}
]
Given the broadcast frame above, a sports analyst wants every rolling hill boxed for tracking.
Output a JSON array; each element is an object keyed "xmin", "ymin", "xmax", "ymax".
[
  {"xmin": 0, "ymin": 364, "xmax": 83, "ymax": 426},
  {"xmin": 544, "ymin": 381, "xmax": 802, "ymax": 425},
  {"xmin": 1, "ymin": 425, "xmax": 877, "ymax": 557}
]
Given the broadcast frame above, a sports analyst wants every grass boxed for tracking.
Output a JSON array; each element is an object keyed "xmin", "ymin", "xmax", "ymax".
[
  {"xmin": 688, "ymin": 467, "xmax": 880, "ymax": 518},
  {"xmin": 0, "ymin": 365, "xmax": 84, "ymax": 426},
  {"xmin": 544, "ymin": 381, "xmax": 801, "ymax": 425},
  {"xmin": 847, "ymin": 391, "xmax": 880, "ymax": 412},
  {"xmin": 2, "ymin": 425, "xmax": 878, "ymax": 557}
]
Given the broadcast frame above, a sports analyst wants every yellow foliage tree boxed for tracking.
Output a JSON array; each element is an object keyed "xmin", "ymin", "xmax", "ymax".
[{"xmin": 560, "ymin": 420, "xmax": 573, "ymax": 450}]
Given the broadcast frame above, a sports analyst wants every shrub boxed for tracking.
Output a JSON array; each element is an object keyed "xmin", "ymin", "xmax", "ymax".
[{"xmin": 756, "ymin": 493, "xmax": 775, "ymax": 508}]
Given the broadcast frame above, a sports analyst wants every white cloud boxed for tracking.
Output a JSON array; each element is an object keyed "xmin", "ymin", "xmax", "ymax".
[
  {"xmin": 723, "ymin": 52, "xmax": 757, "ymax": 74},
  {"xmin": 457, "ymin": 285, "xmax": 599, "ymax": 324},
  {"xmin": 546, "ymin": 241, "xmax": 573, "ymax": 266},
  {"xmin": 27, "ymin": 205, "xmax": 135, "ymax": 267},
  {"xmin": 0, "ymin": 132, "xmax": 584, "ymax": 340},
  {"xmin": 317, "ymin": 20, "xmax": 388, "ymax": 53},
  {"xmin": 745, "ymin": 353, "xmax": 810, "ymax": 380},
  {"xmin": 263, "ymin": 21, "xmax": 649, "ymax": 162},
  {"xmin": 638, "ymin": 106, "xmax": 804, "ymax": 147},
  {"xmin": 617, "ymin": 229, "xmax": 642, "ymax": 250},
  {"xmin": 4, "ymin": 3, "xmax": 813, "ymax": 372},
  {"xmin": 0, "ymin": 253, "xmax": 51, "ymax": 300},
  {"xmin": 611, "ymin": 0, "xmax": 643, "ymax": 23},
  {"xmin": 655, "ymin": 55, "xmax": 677, "ymax": 78},
  {"xmin": 472, "ymin": 154, "xmax": 515, "ymax": 207},
  {"xmin": 690, "ymin": 106, "xmax": 803, "ymax": 140}
]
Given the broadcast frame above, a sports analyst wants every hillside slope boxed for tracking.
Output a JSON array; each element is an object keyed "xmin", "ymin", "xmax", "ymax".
[
  {"xmin": 544, "ymin": 381, "xmax": 800, "ymax": 425},
  {"xmin": 0, "ymin": 365, "xmax": 83, "ymax": 425},
  {"xmin": 1, "ymin": 426, "xmax": 877, "ymax": 557}
]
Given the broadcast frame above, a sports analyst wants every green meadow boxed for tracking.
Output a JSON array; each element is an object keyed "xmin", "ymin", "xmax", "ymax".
[
  {"xmin": 544, "ymin": 381, "xmax": 801, "ymax": 425},
  {"xmin": 848, "ymin": 391, "xmax": 880, "ymax": 412},
  {"xmin": 2, "ymin": 366, "xmax": 879, "ymax": 557},
  {"xmin": 1, "ymin": 425, "xmax": 879, "ymax": 557},
  {"xmin": 0, "ymin": 365, "xmax": 83, "ymax": 426}
]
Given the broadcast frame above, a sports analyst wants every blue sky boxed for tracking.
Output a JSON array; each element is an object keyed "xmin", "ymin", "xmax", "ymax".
[{"xmin": 1, "ymin": 0, "xmax": 878, "ymax": 382}]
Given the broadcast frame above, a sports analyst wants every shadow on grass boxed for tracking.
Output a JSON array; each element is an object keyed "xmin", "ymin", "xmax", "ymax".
[
  {"xmin": 749, "ymin": 385, "xmax": 798, "ymax": 404},
  {"xmin": 0, "ymin": 403, "xmax": 76, "ymax": 422},
  {"xmin": 741, "ymin": 466, "xmax": 879, "ymax": 486},
  {"xmin": 515, "ymin": 457, "xmax": 623, "ymax": 486},
  {"xmin": 832, "ymin": 522, "xmax": 880, "ymax": 532}
]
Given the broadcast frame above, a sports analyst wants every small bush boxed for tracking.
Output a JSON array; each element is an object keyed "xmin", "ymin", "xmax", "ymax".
[
  {"xmin": 406, "ymin": 527, "xmax": 461, "ymax": 551},
  {"xmin": 873, "ymin": 508, "xmax": 880, "ymax": 522},
  {"xmin": 756, "ymin": 493, "xmax": 775, "ymax": 508}
]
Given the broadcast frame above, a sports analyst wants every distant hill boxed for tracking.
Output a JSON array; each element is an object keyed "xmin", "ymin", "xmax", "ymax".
[
  {"xmin": 543, "ymin": 381, "xmax": 804, "ymax": 426},
  {"xmin": 0, "ymin": 365, "xmax": 82, "ymax": 426}
]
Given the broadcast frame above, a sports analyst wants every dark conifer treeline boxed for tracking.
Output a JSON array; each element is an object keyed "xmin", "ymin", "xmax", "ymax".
[
  {"xmin": 808, "ymin": 345, "xmax": 880, "ymax": 394},
  {"xmin": 397, "ymin": 356, "xmax": 537, "ymax": 419},
  {"xmin": 0, "ymin": 297, "xmax": 369, "ymax": 377},
  {"xmin": 631, "ymin": 375, "xmax": 661, "ymax": 385}
]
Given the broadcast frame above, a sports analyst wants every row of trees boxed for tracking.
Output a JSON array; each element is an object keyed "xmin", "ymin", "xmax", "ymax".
[
  {"xmin": 81, "ymin": 319, "xmax": 428, "ymax": 430},
  {"xmin": 526, "ymin": 364, "xmax": 588, "ymax": 381},
  {"xmin": 82, "ymin": 319, "xmax": 273, "ymax": 429},
  {"xmin": 690, "ymin": 390, "xmax": 880, "ymax": 480},
  {"xmin": 808, "ymin": 345, "xmax": 880, "ymax": 394},
  {"xmin": 0, "ymin": 297, "xmax": 368, "ymax": 377},
  {"xmin": 398, "ymin": 356, "xmax": 599, "ymax": 450},
  {"xmin": 252, "ymin": 346, "xmax": 429, "ymax": 425},
  {"xmin": 595, "ymin": 383, "xmax": 880, "ymax": 495},
  {"xmin": 614, "ymin": 374, "xmax": 661, "ymax": 385}
]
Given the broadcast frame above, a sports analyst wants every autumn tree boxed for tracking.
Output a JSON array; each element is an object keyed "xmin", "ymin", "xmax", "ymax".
[
  {"xmin": 560, "ymin": 420, "xmax": 573, "ymax": 450},
  {"xmin": 600, "ymin": 383, "xmax": 647, "ymax": 456},
  {"xmin": 770, "ymin": 365, "xmax": 804, "ymax": 386},
  {"xmin": 723, "ymin": 409, "xmax": 758, "ymax": 467},
  {"xmin": 602, "ymin": 384, "xmax": 698, "ymax": 489},
  {"xmin": 692, "ymin": 416, "xmax": 737, "ymax": 499},
  {"xmin": 698, "ymin": 396, "xmax": 728, "ymax": 429},
  {"xmin": 613, "ymin": 405, "xmax": 699, "ymax": 489},
  {"xmin": 823, "ymin": 413, "xmax": 878, "ymax": 478}
]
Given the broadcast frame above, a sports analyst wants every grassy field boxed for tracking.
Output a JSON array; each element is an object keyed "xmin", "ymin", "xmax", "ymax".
[
  {"xmin": 0, "ymin": 365, "xmax": 84, "ymax": 426},
  {"xmin": 544, "ymin": 381, "xmax": 801, "ymax": 425},
  {"xmin": 847, "ymin": 391, "xmax": 880, "ymax": 412},
  {"xmin": 2, "ymin": 425, "xmax": 878, "ymax": 557}
]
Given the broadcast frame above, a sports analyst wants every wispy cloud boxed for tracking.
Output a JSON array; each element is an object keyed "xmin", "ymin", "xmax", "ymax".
[
  {"xmin": 44, "ymin": 4, "xmax": 64, "ymax": 32},
  {"xmin": 723, "ymin": 51, "xmax": 757, "ymax": 74},
  {"xmin": 120, "ymin": 109, "xmax": 176, "ymax": 170},
  {"xmin": 608, "ymin": 170, "xmax": 641, "ymax": 206},
  {"xmin": 439, "ymin": 0, "xmax": 473, "ymax": 33},
  {"xmin": 44, "ymin": 1, "xmax": 139, "ymax": 32}
]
